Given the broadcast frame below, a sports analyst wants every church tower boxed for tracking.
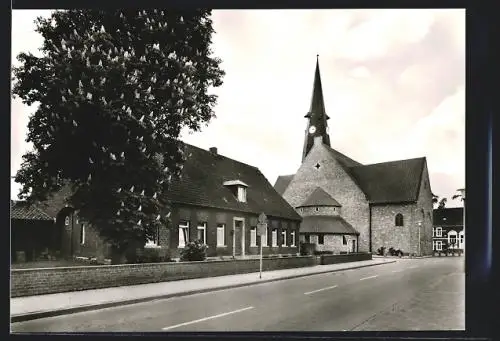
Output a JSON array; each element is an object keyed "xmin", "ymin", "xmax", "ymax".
[{"xmin": 302, "ymin": 56, "xmax": 331, "ymax": 162}]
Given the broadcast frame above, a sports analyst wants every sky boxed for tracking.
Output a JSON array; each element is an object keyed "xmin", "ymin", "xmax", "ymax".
[{"xmin": 10, "ymin": 9, "xmax": 465, "ymax": 207}]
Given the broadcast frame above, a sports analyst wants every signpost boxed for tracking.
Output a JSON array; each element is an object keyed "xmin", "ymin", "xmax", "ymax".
[{"xmin": 257, "ymin": 212, "xmax": 267, "ymax": 279}]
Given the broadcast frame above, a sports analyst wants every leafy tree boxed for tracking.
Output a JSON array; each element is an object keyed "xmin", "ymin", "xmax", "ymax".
[
  {"xmin": 432, "ymin": 193, "xmax": 439, "ymax": 207},
  {"xmin": 12, "ymin": 10, "xmax": 225, "ymax": 263},
  {"xmin": 452, "ymin": 188, "xmax": 465, "ymax": 202},
  {"xmin": 438, "ymin": 197, "xmax": 447, "ymax": 209}
]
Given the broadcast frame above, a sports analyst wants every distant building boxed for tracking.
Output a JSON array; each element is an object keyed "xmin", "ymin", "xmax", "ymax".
[
  {"xmin": 274, "ymin": 58, "xmax": 434, "ymax": 256},
  {"xmin": 11, "ymin": 143, "xmax": 301, "ymax": 262},
  {"xmin": 432, "ymin": 207, "xmax": 464, "ymax": 254}
]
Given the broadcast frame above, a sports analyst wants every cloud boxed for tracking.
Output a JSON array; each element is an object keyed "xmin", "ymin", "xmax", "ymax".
[{"xmin": 11, "ymin": 9, "xmax": 465, "ymax": 204}]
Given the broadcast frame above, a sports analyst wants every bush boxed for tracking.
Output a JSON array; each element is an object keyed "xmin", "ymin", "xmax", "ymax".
[
  {"xmin": 300, "ymin": 242, "xmax": 316, "ymax": 256},
  {"xmin": 180, "ymin": 240, "xmax": 208, "ymax": 262},
  {"xmin": 126, "ymin": 247, "xmax": 173, "ymax": 264},
  {"xmin": 388, "ymin": 247, "xmax": 403, "ymax": 257},
  {"xmin": 377, "ymin": 246, "xmax": 386, "ymax": 256}
]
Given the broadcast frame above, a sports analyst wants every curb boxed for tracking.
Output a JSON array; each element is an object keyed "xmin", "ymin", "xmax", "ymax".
[{"xmin": 11, "ymin": 260, "xmax": 395, "ymax": 323}]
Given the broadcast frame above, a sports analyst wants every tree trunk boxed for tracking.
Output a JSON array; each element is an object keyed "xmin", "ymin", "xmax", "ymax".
[{"xmin": 110, "ymin": 245, "xmax": 127, "ymax": 264}]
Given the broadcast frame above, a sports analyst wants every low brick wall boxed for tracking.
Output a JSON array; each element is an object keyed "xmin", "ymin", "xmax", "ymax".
[
  {"xmin": 320, "ymin": 252, "xmax": 372, "ymax": 265},
  {"xmin": 11, "ymin": 256, "xmax": 317, "ymax": 297},
  {"xmin": 11, "ymin": 253, "xmax": 372, "ymax": 297}
]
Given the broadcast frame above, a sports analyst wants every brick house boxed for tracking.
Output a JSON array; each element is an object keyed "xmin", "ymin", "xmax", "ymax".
[
  {"xmin": 19, "ymin": 143, "xmax": 301, "ymax": 261},
  {"xmin": 432, "ymin": 207, "xmax": 464, "ymax": 255},
  {"xmin": 274, "ymin": 58, "xmax": 433, "ymax": 256}
]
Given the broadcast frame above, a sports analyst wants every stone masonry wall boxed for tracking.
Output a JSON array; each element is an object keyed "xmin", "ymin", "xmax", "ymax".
[
  {"xmin": 314, "ymin": 234, "xmax": 357, "ymax": 253},
  {"xmin": 299, "ymin": 206, "xmax": 340, "ymax": 216},
  {"xmin": 283, "ymin": 138, "xmax": 370, "ymax": 252},
  {"xmin": 371, "ymin": 203, "xmax": 414, "ymax": 254},
  {"xmin": 416, "ymin": 161, "xmax": 434, "ymax": 256}
]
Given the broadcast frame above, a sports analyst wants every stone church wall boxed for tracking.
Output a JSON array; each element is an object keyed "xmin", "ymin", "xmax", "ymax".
[{"xmin": 283, "ymin": 138, "xmax": 370, "ymax": 252}]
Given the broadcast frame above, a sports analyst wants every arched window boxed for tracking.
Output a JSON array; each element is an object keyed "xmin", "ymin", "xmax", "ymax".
[
  {"xmin": 65, "ymin": 216, "xmax": 70, "ymax": 226},
  {"xmin": 395, "ymin": 213, "xmax": 404, "ymax": 226}
]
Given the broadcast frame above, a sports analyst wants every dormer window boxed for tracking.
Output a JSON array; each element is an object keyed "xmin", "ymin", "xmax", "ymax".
[
  {"xmin": 237, "ymin": 187, "xmax": 247, "ymax": 202},
  {"xmin": 223, "ymin": 180, "xmax": 248, "ymax": 203}
]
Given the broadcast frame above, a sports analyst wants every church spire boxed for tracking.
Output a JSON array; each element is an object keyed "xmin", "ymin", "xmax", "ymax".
[{"xmin": 302, "ymin": 55, "xmax": 331, "ymax": 162}]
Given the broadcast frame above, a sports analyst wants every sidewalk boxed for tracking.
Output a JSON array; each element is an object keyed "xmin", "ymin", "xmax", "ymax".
[{"xmin": 11, "ymin": 258, "xmax": 395, "ymax": 322}]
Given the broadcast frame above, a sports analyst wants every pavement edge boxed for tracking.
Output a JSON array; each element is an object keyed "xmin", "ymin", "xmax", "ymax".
[{"xmin": 11, "ymin": 260, "xmax": 396, "ymax": 323}]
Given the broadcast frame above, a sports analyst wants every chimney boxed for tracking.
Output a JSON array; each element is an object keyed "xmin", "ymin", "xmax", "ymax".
[
  {"xmin": 314, "ymin": 136, "xmax": 323, "ymax": 145},
  {"xmin": 209, "ymin": 147, "xmax": 218, "ymax": 154}
]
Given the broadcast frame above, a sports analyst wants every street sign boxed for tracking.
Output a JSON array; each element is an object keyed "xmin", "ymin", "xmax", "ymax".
[{"xmin": 257, "ymin": 223, "xmax": 267, "ymax": 236}]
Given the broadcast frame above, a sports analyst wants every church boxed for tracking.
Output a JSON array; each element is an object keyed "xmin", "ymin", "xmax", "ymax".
[{"xmin": 274, "ymin": 58, "xmax": 433, "ymax": 256}]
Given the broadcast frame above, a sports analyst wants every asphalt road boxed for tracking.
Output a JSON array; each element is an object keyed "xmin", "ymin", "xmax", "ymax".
[{"xmin": 11, "ymin": 257, "xmax": 464, "ymax": 332}]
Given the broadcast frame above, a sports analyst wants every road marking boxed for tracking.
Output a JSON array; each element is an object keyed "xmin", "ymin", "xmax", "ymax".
[
  {"xmin": 359, "ymin": 275, "xmax": 378, "ymax": 281},
  {"xmin": 161, "ymin": 306, "xmax": 254, "ymax": 330},
  {"xmin": 304, "ymin": 285, "xmax": 338, "ymax": 295},
  {"xmin": 408, "ymin": 266, "xmax": 418, "ymax": 269},
  {"xmin": 392, "ymin": 270, "xmax": 403, "ymax": 273}
]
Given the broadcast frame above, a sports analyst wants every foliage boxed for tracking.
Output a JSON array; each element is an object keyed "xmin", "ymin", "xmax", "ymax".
[
  {"xmin": 12, "ymin": 10, "xmax": 225, "ymax": 262},
  {"xmin": 127, "ymin": 247, "xmax": 172, "ymax": 263},
  {"xmin": 299, "ymin": 241, "xmax": 315, "ymax": 256},
  {"xmin": 388, "ymin": 247, "xmax": 403, "ymax": 257},
  {"xmin": 438, "ymin": 197, "xmax": 447, "ymax": 209},
  {"xmin": 377, "ymin": 246, "xmax": 386, "ymax": 256},
  {"xmin": 180, "ymin": 240, "xmax": 208, "ymax": 261}
]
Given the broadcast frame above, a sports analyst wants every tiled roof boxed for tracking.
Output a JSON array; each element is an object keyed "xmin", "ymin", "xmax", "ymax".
[
  {"xmin": 274, "ymin": 152, "xmax": 426, "ymax": 204},
  {"xmin": 349, "ymin": 157, "xmax": 426, "ymax": 204},
  {"xmin": 433, "ymin": 208, "xmax": 463, "ymax": 226},
  {"xmin": 300, "ymin": 215, "xmax": 359, "ymax": 235},
  {"xmin": 165, "ymin": 143, "xmax": 302, "ymax": 221},
  {"xmin": 274, "ymin": 175, "xmax": 294, "ymax": 195},
  {"xmin": 298, "ymin": 187, "xmax": 341, "ymax": 207},
  {"xmin": 10, "ymin": 200, "xmax": 54, "ymax": 221}
]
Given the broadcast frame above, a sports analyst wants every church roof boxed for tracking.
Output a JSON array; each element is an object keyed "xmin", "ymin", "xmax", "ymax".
[
  {"xmin": 165, "ymin": 143, "xmax": 302, "ymax": 221},
  {"xmin": 274, "ymin": 175, "xmax": 294, "ymax": 196},
  {"xmin": 349, "ymin": 157, "xmax": 426, "ymax": 204},
  {"xmin": 10, "ymin": 200, "xmax": 54, "ymax": 221},
  {"xmin": 274, "ymin": 152, "xmax": 426, "ymax": 205},
  {"xmin": 297, "ymin": 187, "xmax": 341, "ymax": 207},
  {"xmin": 300, "ymin": 215, "xmax": 359, "ymax": 235},
  {"xmin": 433, "ymin": 207, "xmax": 463, "ymax": 227}
]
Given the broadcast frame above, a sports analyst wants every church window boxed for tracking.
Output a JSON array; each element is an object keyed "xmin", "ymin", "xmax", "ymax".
[
  {"xmin": 315, "ymin": 207, "xmax": 319, "ymax": 212},
  {"xmin": 395, "ymin": 213, "xmax": 404, "ymax": 226},
  {"xmin": 314, "ymin": 163, "xmax": 321, "ymax": 170},
  {"xmin": 65, "ymin": 216, "xmax": 70, "ymax": 226}
]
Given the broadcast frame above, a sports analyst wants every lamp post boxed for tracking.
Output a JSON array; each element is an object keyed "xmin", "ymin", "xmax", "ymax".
[
  {"xmin": 457, "ymin": 188, "xmax": 465, "ymax": 258},
  {"xmin": 418, "ymin": 221, "xmax": 422, "ymax": 257}
]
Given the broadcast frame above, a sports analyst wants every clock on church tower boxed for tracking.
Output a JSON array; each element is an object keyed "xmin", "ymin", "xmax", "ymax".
[{"xmin": 309, "ymin": 126, "xmax": 316, "ymax": 134}]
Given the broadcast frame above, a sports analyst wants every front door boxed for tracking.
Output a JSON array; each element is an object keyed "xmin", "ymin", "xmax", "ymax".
[
  {"xmin": 351, "ymin": 239, "xmax": 356, "ymax": 253},
  {"xmin": 233, "ymin": 218, "xmax": 245, "ymax": 256}
]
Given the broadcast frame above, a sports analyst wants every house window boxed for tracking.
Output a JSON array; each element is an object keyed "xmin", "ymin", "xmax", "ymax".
[
  {"xmin": 305, "ymin": 234, "xmax": 310, "ymax": 243},
  {"xmin": 65, "ymin": 216, "xmax": 70, "ymax": 226},
  {"xmin": 459, "ymin": 231, "xmax": 464, "ymax": 244},
  {"xmin": 318, "ymin": 234, "xmax": 324, "ymax": 245},
  {"xmin": 178, "ymin": 221, "xmax": 189, "ymax": 248},
  {"xmin": 435, "ymin": 227, "xmax": 442, "ymax": 237},
  {"xmin": 310, "ymin": 234, "xmax": 318, "ymax": 244},
  {"xmin": 146, "ymin": 225, "xmax": 161, "ymax": 247},
  {"xmin": 216, "ymin": 224, "xmax": 225, "ymax": 246},
  {"xmin": 237, "ymin": 186, "xmax": 247, "ymax": 202},
  {"xmin": 262, "ymin": 227, "xmax": 268, "ymax": 247},
  {"xmin": 272, "ymin": 229, "xmax": 278, "ymax": 247},
  {"xmin": 342, "ymin": 235, "xmax": 347, "ymax": 245},
  {"xmin": 433, "ymin": 240, "xmax": 442, "ymax": 251},
  {"xmin": 80, "ymin": 225, "xmax": 85, "ymax": 245},
  {"xmin": 197, "ymin": 222, "xmax": 207, "ymax": 244},
  {"xmin": 290, "ymin": 230, "xmax": 296, "ymax": 247},
  {"xmin": 395, "ymin": 213, "xmax": 404, "ymax": 226},
  {"xmin": 449, "ymin": 233, "xmax": 457, "ymax": 247},
  {"xmin": 281, "ymin": 229, "xmax": 287, "ymax": 246},
  {"xmin": 250, "ymin": 227, "xmax": 257, "ymax": 247}
]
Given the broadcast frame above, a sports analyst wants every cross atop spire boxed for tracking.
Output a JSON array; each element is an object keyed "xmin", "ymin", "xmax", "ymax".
[{"xmin": 302, "ymin": 56, "xmax": 331, "ymax": 162}]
